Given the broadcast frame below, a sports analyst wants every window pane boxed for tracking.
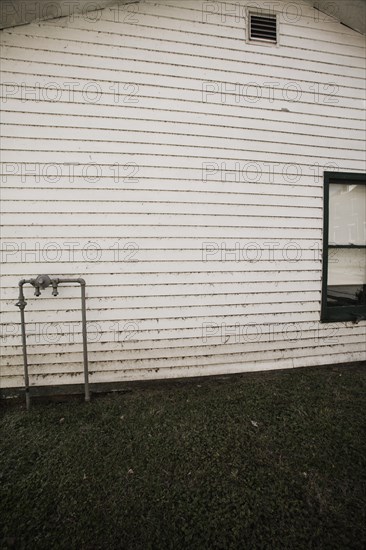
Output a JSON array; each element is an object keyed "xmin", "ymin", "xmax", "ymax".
[
  {"xmin": 328, "ymin": 248, "xmax": 366, "ymax": 285},
  {"xmin": 329, "ymin": 183, "xmax": 366, "ymax": 245},
  {"xmin": 327, "ymin": 248, "xmax": 366, "ymax": 307}
]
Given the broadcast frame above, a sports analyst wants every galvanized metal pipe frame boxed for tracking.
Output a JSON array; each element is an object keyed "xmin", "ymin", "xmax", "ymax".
[{"xmin": 16, "ymin": 277, "xmax": 90, "ymax": 409}]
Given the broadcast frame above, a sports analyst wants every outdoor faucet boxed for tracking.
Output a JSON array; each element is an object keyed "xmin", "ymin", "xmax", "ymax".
[
  {"xmin": 31, "ymin": 274, "xmax": 52, "ymax": 297},
  {"xmin": 52, "ymin": 279, "xmax": 59, "ymax": 297}
]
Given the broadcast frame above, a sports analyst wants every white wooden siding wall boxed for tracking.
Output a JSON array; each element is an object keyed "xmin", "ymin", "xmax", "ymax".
[{"xmin": 1, "ymin": 0, "xmax": 365, "ymax": 389}]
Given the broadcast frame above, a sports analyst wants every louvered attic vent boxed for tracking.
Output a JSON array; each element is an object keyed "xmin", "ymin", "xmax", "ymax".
[{"xmin": 249, "ymin": 13, "xmax": 277, "ymax": 43}]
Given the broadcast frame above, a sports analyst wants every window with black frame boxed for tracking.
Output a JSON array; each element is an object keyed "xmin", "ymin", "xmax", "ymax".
[{"xmin": 321, "ymin": 172, "xmax": 366, "ymax": 323}]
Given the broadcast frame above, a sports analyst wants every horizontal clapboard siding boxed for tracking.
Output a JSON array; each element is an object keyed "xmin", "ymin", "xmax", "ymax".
[{"xmin": 1, "ymin": 0, "xmax": 365, "ymax": 389}]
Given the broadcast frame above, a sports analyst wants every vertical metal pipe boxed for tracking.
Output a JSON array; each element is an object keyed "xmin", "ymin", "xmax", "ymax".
[
  {"xmin": 79, "ymin": 281, "xmax": 90, "ymax": 402},
  {"xmin": 16, "ymin": 281, "xmax": 32, "ymax": 411},
  {"xmin": 20, "ymin": 305, "xmax": 31, "ymax": 411}
]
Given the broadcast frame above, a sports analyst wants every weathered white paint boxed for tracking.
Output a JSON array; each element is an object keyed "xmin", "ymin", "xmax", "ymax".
[
  {"xmin": 0, "ymin": 0, "xmax": 134, "ymax": 29},
  {"xmin": 1, "ymin": 0, "xmax": 365, "ymax": 35},
  {"xmin": 314, "ymin": 0, "xmax": 366, "ymax": 35},
  {"xmin": 1, "ymin": 0, "xmax": 365, "ymax": 390}
]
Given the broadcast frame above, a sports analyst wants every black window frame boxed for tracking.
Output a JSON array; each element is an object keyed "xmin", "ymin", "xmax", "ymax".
[{"xmin": 321, "ymin": 171, "xmax": 366, "ymax": 323}]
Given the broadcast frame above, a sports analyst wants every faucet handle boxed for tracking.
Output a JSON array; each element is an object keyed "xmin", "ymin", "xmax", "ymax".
[
  {"xmin": 35, "ymin": 275, "xmax": 51, "ymax": 289},
  {"xmin": 31, "ymin": 275, "xmax": 52, "ymax": 297}
]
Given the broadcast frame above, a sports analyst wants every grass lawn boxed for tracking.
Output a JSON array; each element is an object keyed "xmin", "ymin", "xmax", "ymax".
[{"xmin": 0, "ymin": 363, "xmax": 365, "ymax": 549}]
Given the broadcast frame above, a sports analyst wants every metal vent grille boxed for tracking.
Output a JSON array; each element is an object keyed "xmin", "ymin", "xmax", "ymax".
[{"xmin": 249, "ymin": 14, "xmax": 277, "ymax": 43}]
